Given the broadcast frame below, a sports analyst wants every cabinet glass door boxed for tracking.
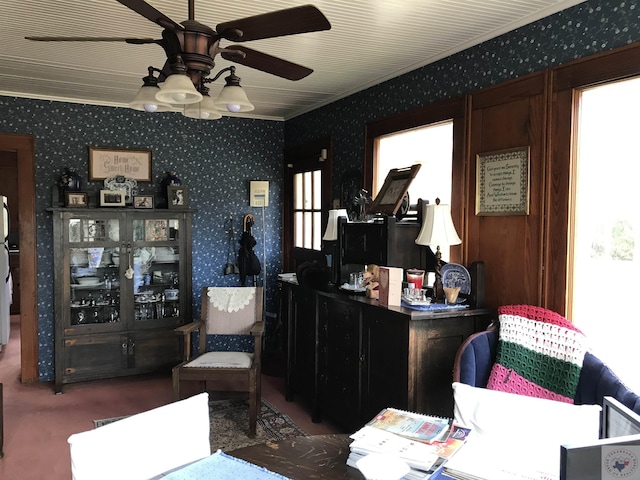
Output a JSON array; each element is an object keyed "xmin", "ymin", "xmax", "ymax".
[
  {"xmin": 131, "ymin": 217, "xmax": 181, "ymax": 325},
  {"xmin": 68, "ymin": 216, "xmax": 121, "ymax": 327}
]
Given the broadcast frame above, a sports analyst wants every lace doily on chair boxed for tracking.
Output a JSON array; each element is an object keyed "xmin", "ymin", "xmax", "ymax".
[{"xmin": 207, "ymin": 287, "xmax": 255, "ymax": 313}]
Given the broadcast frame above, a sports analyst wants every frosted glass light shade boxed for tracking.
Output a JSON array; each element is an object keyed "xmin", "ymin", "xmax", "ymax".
[
  {"xmin": 213, "ymin": 85, "xmax": 254, "ymax": 113},
  {"xmin": 130, "ymin": 85, "xmax": 173, "ymax": 112},
  {"xmin": 155, "ymin": 74, "xmax": 203, "ymax": 105},
  {"xmin": 182, "ymin": 95, "xmax": 222, "ymax": 120},
  {"xmin": 415, "ymin": 202, "xmax": 462, "ymax": 247},
  {"xmin": 323, "ymin": 209, "xmax": 348, "ymax": 241}
]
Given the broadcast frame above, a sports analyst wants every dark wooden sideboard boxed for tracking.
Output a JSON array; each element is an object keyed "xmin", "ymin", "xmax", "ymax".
[{"xmin": 279, "ymin": 280, "xmax": 494, "ymax": 432}]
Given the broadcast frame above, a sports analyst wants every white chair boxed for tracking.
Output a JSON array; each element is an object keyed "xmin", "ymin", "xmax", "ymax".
[{"xmin": 68, "ymin": 392, "xmax": 211, "ymax": 480}]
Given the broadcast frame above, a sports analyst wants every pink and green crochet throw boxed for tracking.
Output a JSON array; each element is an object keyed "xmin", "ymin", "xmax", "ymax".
[{"xmin": 486, "ymin": 305, "xmax": 587, "ymax": 403}]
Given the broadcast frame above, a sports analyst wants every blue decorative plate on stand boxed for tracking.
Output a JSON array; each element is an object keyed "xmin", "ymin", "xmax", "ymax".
[{"xmin": 440, "ymin": 263, "xmax": 471, "ymax": 294}]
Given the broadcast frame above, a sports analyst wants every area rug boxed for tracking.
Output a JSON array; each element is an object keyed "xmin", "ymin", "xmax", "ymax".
[{"xmin": 94, "ymin": 398, "xmax": 308, "ymax": 451}]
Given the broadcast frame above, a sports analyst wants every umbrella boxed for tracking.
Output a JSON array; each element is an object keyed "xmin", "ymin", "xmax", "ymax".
[{"xmin": 238, "ymin": 214, "xmax": 261, "ymax": 286}]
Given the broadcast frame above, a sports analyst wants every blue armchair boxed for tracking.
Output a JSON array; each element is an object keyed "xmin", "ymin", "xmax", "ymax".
[{"xmin": 453, "ymin": 324, "xmax": 640, "ymax": 416}]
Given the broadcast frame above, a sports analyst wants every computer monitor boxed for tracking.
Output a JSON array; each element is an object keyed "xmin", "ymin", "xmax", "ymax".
[
  {"xmin": 560, "ymin": 397, "xmax": 640, "ymax": 480},
  {"xmin": 602, "ymin": 396, "xmax": 640, "ymax": 438}
]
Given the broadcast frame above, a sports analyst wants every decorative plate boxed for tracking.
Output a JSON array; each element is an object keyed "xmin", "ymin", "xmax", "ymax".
[
  {"xmin": 339, "ymin": 283, "xmax": 367, "ymax": 294},
  {"xmin": 440, "ymin": 263, "xmax": 471, "ymax": 294},
  {"xmin": 104, "ymin": 175, "xmax": 138, "ymax": 204}
]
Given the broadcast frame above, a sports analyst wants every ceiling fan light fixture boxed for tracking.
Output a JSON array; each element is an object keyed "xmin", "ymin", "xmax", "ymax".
[
  {"xmin": 212, "ymin": 68, "xmax": 254, "ymax": 112},
  {"xmin": 155, "ymin": 73, "xmax": 203, "ymax": 105},
  {"xmin": 130, "ymin": 86, "xmax": 174, "ymax": 113},
  {"xmin": 182, "ymin": 93, "xmax": 222, "ymax": 120},
  {"xmin": 130, "ymin": 67, "xmax": 173, "ymax": 113},
  {"xmin": 214, "ymin": 84, "xmax": 254, "ymax": 113}
]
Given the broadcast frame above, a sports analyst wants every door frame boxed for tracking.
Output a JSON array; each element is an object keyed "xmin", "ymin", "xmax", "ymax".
[{"xmin": 0, "ymin": 133, "xmax": 37, "ymax": 382}]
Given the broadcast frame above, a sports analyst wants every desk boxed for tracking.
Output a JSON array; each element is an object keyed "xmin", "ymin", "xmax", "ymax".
[{"xmin": 230, "ymin": 434, "xmax": 360, "ymax": 479}]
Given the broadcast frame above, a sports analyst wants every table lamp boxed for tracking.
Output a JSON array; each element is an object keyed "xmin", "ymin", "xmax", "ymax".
[
  {"xmin": 322, "ymin": 209, "xmax": 348, "ymax": 241},
  {"xmin": 415, "ymin": 198, "xmax": 461, "ymax": 302},
  {"xmin": 323, "ymin": 209, "xmax": 348, "ymax": 285}
]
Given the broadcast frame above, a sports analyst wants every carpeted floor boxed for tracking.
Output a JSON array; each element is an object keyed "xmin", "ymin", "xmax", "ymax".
[{"xmin": 94, "ymin": 397, "xmax": 308, "ymax": 451}]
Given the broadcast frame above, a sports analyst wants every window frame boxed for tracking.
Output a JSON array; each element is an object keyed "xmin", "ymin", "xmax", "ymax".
[
  {"xmin": 363, "ymin": 97, "xmax": 469, "ymax": 264},
  {"xmin": 547, "ymin": 42, "xmax": 640, "ymax": 314},
  {"xmin": 282, "ymin": 138, "xmax": 333, "ymax": 273}
]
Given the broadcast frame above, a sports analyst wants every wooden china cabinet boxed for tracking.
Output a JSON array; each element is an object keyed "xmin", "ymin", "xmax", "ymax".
[{"xmin": 49, "ymin": 207, "xmax": 194, "ymax": 393}]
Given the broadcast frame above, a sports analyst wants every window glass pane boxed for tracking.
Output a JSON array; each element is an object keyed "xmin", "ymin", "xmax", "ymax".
[
  {"xmin": 294, "ymin": 173, "xmax": 303, "ymax": 210},
  {"xmin": 572, "ymin": 77, "xmax": 640, "ymax": 393},
  {"xmin": 376, "ymin": 121, "xmax": 454, "ymax": 260},
  {"xmin": 313, "ymin": 211, "xmax": 321, "ymax": 250},
  {"xmin": 303, "ymin": 172, "xmax": 312, "ymax": 210},
  {"xmin": 376, "ymin": 121, "xmax": 453, "ymax": 204},
  {"xmin": 312, "ymin": 170, "xmax": 322, "ymax": 209},
  {"xmin": 303, "ymin": 212, "xmax": 312, "ymax": 249},
  {"xmin": 294, "ymin": 212, "xmax": 303, "ymax": 248}
]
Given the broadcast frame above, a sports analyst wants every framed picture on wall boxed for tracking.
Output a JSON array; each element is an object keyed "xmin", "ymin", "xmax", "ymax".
[{"xmin": 476, "ymin": 147, "xmax": 530, "ymax": 216}]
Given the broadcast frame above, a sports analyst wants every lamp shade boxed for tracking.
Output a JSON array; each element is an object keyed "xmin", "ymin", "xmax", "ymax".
[
  {"xmin": 155, "ymin": 74, "xmax": 203, "ymax": 105},
  {"xmin": 130, "ymin": 85, "xmax": 174, "ymax": 113},
  {"xmin": 182, "ymin": 94, "xmax": 222, "ymax": 120},
  {"xmin": 323, "ymin": 209, "xmax": 348, "ymax": 241},
  {"xmin": 415, "ymin": 201, "xmax": 461, "ymax": 247},
  {"xmin": 213, "ymin": 85, "xmax": 254, "ymax": 113}
]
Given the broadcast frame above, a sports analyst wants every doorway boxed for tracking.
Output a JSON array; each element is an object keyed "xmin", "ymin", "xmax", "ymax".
[{"xmin": 0, "ymin": 133, "xmax": 37, "ymax": 383}]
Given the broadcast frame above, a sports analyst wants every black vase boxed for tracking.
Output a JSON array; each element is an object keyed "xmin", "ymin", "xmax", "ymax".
[
  {"xmin": 160, "ymin": 171, "xmax": 182, "ymax": 206},
  {"xmin": 58, "ymin": 167, "xmax": 82, "ymax": 197}
]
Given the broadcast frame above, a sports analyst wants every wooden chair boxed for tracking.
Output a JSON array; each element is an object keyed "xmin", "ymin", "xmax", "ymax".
[{"xmin": 173, "ymin": 286, "xmax": 264, "ymax": 436}]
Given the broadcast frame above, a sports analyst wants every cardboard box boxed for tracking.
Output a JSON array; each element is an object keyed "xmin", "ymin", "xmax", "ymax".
[{"xmin": 378, "ymin": 266, "xmax": 403, "ymax": 307}]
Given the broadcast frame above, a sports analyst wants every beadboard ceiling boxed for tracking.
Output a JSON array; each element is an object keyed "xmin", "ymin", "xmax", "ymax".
[{"xmin": 0, "ymin": 0, "xmax": 585, "ymax": 120}]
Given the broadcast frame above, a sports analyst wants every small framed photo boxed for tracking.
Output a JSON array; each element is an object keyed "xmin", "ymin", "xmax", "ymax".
[
  {"xmin": 167, "ymin": 186, "xmax": 189, "ymax": 209},
  {"xmin": 99, "ymin": 189, "xmax": 126, "ymax": 207},
  {"xmin": 133, "ymin": 195, "xmax": 154, "ymax": 209},
  {"xmin": 65, "ymin": 191, "xmax": 88, "ymax": 208}
]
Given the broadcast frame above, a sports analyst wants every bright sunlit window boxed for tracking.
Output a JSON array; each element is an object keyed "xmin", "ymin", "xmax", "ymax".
[
  {"xmin": 375, "ymin": 121, "xmax": 454, "ymax": 263},
  {"xmin": 571, "ymin": 77, "xmax": 640, "ymax": 393},
  {"xmin": 293, "ymin": 170, "xmax": 322, "ymax": 250}
]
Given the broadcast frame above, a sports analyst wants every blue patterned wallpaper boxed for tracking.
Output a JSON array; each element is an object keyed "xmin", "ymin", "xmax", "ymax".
[
  {"xmin": 2, "ymin": 0, "xmax": 640, "ymax": 381},
  {"xmin": 286, "ymin": 0, "xmax": 640, "ymax": 200},
  {"xmin": 0, "ymin": 99, "xmax": 283, "ymax": 380}
]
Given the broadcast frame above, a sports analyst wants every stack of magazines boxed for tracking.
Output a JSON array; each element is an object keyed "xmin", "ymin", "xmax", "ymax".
[{"xmin": 347, "ymin": 407, "xmax": 472, "ymax": 480}]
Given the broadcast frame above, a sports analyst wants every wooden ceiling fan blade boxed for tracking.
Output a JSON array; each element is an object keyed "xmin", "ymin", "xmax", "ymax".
[
  {"xmin": 216, "ymin": 5, "xmax": 330, "ymax": 42},
  {"xmin": 221, "ymin": 46, "xmax": 313, "ymax": 81},
  {"xmin": 25, "ymin": 36, "xmax": 157, "ymax": 43},
  {"xmin": 116, "ymin": 0, "xmax": 183, "ymax": 31}
]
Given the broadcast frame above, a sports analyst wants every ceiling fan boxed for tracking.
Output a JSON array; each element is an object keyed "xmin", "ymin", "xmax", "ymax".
[{"xmin": 26, "ymin": 0, "xmax": 331, "ymax": 116}]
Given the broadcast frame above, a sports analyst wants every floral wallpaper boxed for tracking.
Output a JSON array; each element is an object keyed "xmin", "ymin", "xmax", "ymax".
[
  {"xmin": 2, "ymin": 0, "xmax": 640, "ymax": 381},
  {"xmin": 0, "ymin": 99, "xmax": 283, "ymax": 380}
]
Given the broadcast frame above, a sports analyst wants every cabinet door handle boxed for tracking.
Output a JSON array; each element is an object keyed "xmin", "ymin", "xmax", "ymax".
[{"xmin": 128, "ymin": 341, "xmax": 135, "ymax": 355}]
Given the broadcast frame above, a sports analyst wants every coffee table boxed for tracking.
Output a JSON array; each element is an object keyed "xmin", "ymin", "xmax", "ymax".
[{"xmin": 229, "ymin": 434, "xmax": 362, "ymax": 479}]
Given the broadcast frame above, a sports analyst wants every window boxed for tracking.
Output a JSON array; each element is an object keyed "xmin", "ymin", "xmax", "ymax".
[
  {"xmin": 375, "ymin": 121, "xmax": 454, "ymax": 207},
  {"xmin": 374, "ymin": 121, "xmax": 454, "ymax": 262},
  {"xmin": 570, "ymin": 77, "xmax": 640, "ymax": 392},
  {"xmin": 293, "ymin": 169, "xmax": 322, "ymax": 250}
]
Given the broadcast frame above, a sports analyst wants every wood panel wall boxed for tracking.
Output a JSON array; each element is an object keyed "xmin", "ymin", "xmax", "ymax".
[{"xmin": 465, "ymin": 72, "xmax": 548, "ymax": 309}]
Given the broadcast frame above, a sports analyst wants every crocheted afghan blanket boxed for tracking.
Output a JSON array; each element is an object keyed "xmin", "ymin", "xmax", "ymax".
[{"xmin": 486, "ymin": 305, "xmax": 587, "ymax": 403}]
